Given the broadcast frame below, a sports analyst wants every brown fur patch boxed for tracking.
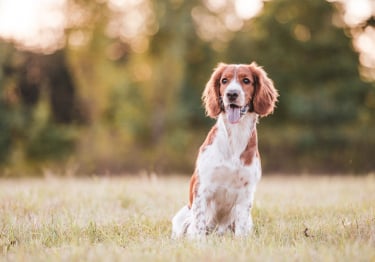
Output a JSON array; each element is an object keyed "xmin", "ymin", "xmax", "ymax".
[
  {"xmin": 240, "ymin": 129, "xmax": 258, "ymax": 165},
  {"xmin": 202, "ymin": 64, "xmax": 227, "ymax": 118},
  {"xmin": 248, "ymin": 62, "xmax": 279, "ymax": 117},
  {"xmin": 199, "ymin": 125, "xmax": 218, "ymax": 153},
  {"xmin": 188, "ymin": 172, "xmax": 198, "ymax": 208}
]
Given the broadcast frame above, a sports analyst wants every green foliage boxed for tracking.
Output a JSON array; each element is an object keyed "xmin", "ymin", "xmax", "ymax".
[
  {"xmin": 0, "ymin": 0, "xmax": 374, "ymax": 174},
  {"xmin": 236, "ymin": 0, "xmax": 371, "ymax": 125},
  {"xmin": 0, "ymin": 45, "xmax": 78, "ymax": 172},
  {"xmin": 25, "ymin": 123, "xmax": 76, "ymax": 161},
  {"xmin": 225, "ymin": 0, "xmax": 374, "ymax": 172},
  {"xmin": 0, "ymin": 104, "xmax": 13, "ymax": 162}
]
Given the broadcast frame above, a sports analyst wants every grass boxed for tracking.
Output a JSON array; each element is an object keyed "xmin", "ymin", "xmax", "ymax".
[{"xmin": 0, "ymin": 174, "xmax": 374, "ymax": 261}]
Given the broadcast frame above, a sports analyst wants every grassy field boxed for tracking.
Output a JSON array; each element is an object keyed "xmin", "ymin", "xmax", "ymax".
[{"xmin": 0, "ymin": 174, "xmax": 374, "ymax": 261}]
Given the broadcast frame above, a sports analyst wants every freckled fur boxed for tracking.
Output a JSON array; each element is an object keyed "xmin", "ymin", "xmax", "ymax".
[{"xmin": 172, "ymin": 62, "xmax": 278, "ymax": 239}]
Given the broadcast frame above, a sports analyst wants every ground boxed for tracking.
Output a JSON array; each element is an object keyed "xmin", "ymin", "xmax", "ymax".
[{"xmin": 0, "ymin": 174, "xmax": 374, "ymax": 261}]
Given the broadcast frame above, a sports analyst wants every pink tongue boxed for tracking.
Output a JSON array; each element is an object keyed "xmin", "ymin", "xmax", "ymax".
[{"xmin": 227, "ymin": 107, "xmax": 241, "ymax": 124}]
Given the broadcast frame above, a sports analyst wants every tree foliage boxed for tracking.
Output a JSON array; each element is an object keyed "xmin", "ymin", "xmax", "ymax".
[
  {"xmin": 226, "ymin": 0, "xmax": 375, "ymax": 172},
  {"xmin": 0, "ymin": 0, "xmax": 374, "ymax": 175}
]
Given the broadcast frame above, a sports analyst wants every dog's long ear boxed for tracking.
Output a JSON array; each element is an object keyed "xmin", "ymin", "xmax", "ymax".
[
  {"xmin": 202, "ymin": 63, "xmax": 227, "ymax": 118},
  {"xmin": 249, "ymin": 62, "xmax": 279, "ymax": 117}
]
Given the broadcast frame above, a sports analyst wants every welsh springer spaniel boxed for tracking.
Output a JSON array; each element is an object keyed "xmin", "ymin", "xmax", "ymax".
[{"xmin": 172, "ymin": 62, "xmax": 278, "ymax": 238}]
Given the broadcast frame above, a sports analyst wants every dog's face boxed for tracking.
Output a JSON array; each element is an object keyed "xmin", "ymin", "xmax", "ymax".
[
  {"xmin": 202, "ymin": 62, "xmax": 279, "ymax": 123},
  {"xmin": 219, "ymin": 65, "xmax": 256, "ymax": 123}
]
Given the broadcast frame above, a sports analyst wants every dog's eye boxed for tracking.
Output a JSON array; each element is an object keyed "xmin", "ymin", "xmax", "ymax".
[
  {"xmin": 243, "ymin": 78, "xmax": 251, "ymax": 84},
  {"xmin": 221, "ymin": 78, "xmax": 228, "ymax": 84}
]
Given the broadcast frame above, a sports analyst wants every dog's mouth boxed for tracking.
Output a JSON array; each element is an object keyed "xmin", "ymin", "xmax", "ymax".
[{"xmin": 227, "ymin": 104, "xmax": 241, "ymax": 124}]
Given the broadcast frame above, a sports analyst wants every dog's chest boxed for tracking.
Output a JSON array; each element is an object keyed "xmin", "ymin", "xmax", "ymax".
[
  {"xmin": 199, "ymin": 150, "xmax": 258, "ymax": 194},
  {"xmin": 197, "ymin": 115, "xmax": 260, "ymax": 193}
]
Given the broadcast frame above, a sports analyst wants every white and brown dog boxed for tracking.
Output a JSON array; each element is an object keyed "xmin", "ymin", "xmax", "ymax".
[{"xmin": 172, "ymin": 62, "xmax": 278, "ymax": 238}]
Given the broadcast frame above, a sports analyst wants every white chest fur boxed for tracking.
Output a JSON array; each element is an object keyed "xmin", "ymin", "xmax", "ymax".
[
  {"xmin": 196, "ymin": 114, "xmax": 261, "ymax": 226},
  {"xmin": 197, "ymin": 114, "xmax": 260, "ymax": 185}
]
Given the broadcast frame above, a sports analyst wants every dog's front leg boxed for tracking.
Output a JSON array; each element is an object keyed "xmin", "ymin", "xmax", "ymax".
[
  {"xmin": 234, "ymin": 202, "xmax": 253, "ymax": 237},
  {"xmin": 187, "ymin": 192, "xmax": 207, "ymax": 238}
]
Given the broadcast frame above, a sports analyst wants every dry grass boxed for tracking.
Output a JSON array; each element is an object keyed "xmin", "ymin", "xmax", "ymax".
[{"xmin": 0, "ymin": 174, "xmax": 374, "ymax": 261}]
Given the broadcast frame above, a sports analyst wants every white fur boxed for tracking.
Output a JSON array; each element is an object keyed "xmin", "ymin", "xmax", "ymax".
[
  {"xmin": 224, "ymin": 81, "xmax": 245, "ymax": 106},
  {"xmin": 172, "ymin": 112, "xmax": 261, "ymax": 238},
  {"xmin": 172, "ymin": 67, "xmax": 266, "ymax": 239}
]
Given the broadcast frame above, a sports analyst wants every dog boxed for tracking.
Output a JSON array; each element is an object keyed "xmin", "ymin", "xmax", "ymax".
[{"xmin": 172, "ymin": 62, "xmax": 278, "ymax": 238}]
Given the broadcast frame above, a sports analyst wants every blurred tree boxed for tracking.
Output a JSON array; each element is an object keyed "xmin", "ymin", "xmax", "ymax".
[
  {"xmin": 226, "ymin": 0, "xmax": 374, "ymax": 172},
  {"xmin": 0, "ymin": 0, "xmax": 374, "ymax": 175},
  {"xmin": 0, "ymin": 43, "xmax": 80, "ymax": 170}
]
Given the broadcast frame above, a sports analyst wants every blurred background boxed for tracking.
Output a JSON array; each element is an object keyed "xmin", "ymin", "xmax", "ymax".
[{"xmin": 0, "ymin": 0, "xmax": 374, "ymax": 176}]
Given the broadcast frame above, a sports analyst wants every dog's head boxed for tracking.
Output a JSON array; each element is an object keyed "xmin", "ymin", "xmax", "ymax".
[{"xmin": 202, "ymin": 62, "xmax": 279, "ymax": 123}]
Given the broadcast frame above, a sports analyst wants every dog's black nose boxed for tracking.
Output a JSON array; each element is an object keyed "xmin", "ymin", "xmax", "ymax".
[{"xmin": 226, "ymin": 90, "xmax": 239, "ymax": 102}]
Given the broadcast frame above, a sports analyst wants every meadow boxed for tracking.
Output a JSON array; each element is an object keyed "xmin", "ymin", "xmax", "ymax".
[{"xmin": 0, "ymin": 174, "xmax": 374, "ymax": 261}]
